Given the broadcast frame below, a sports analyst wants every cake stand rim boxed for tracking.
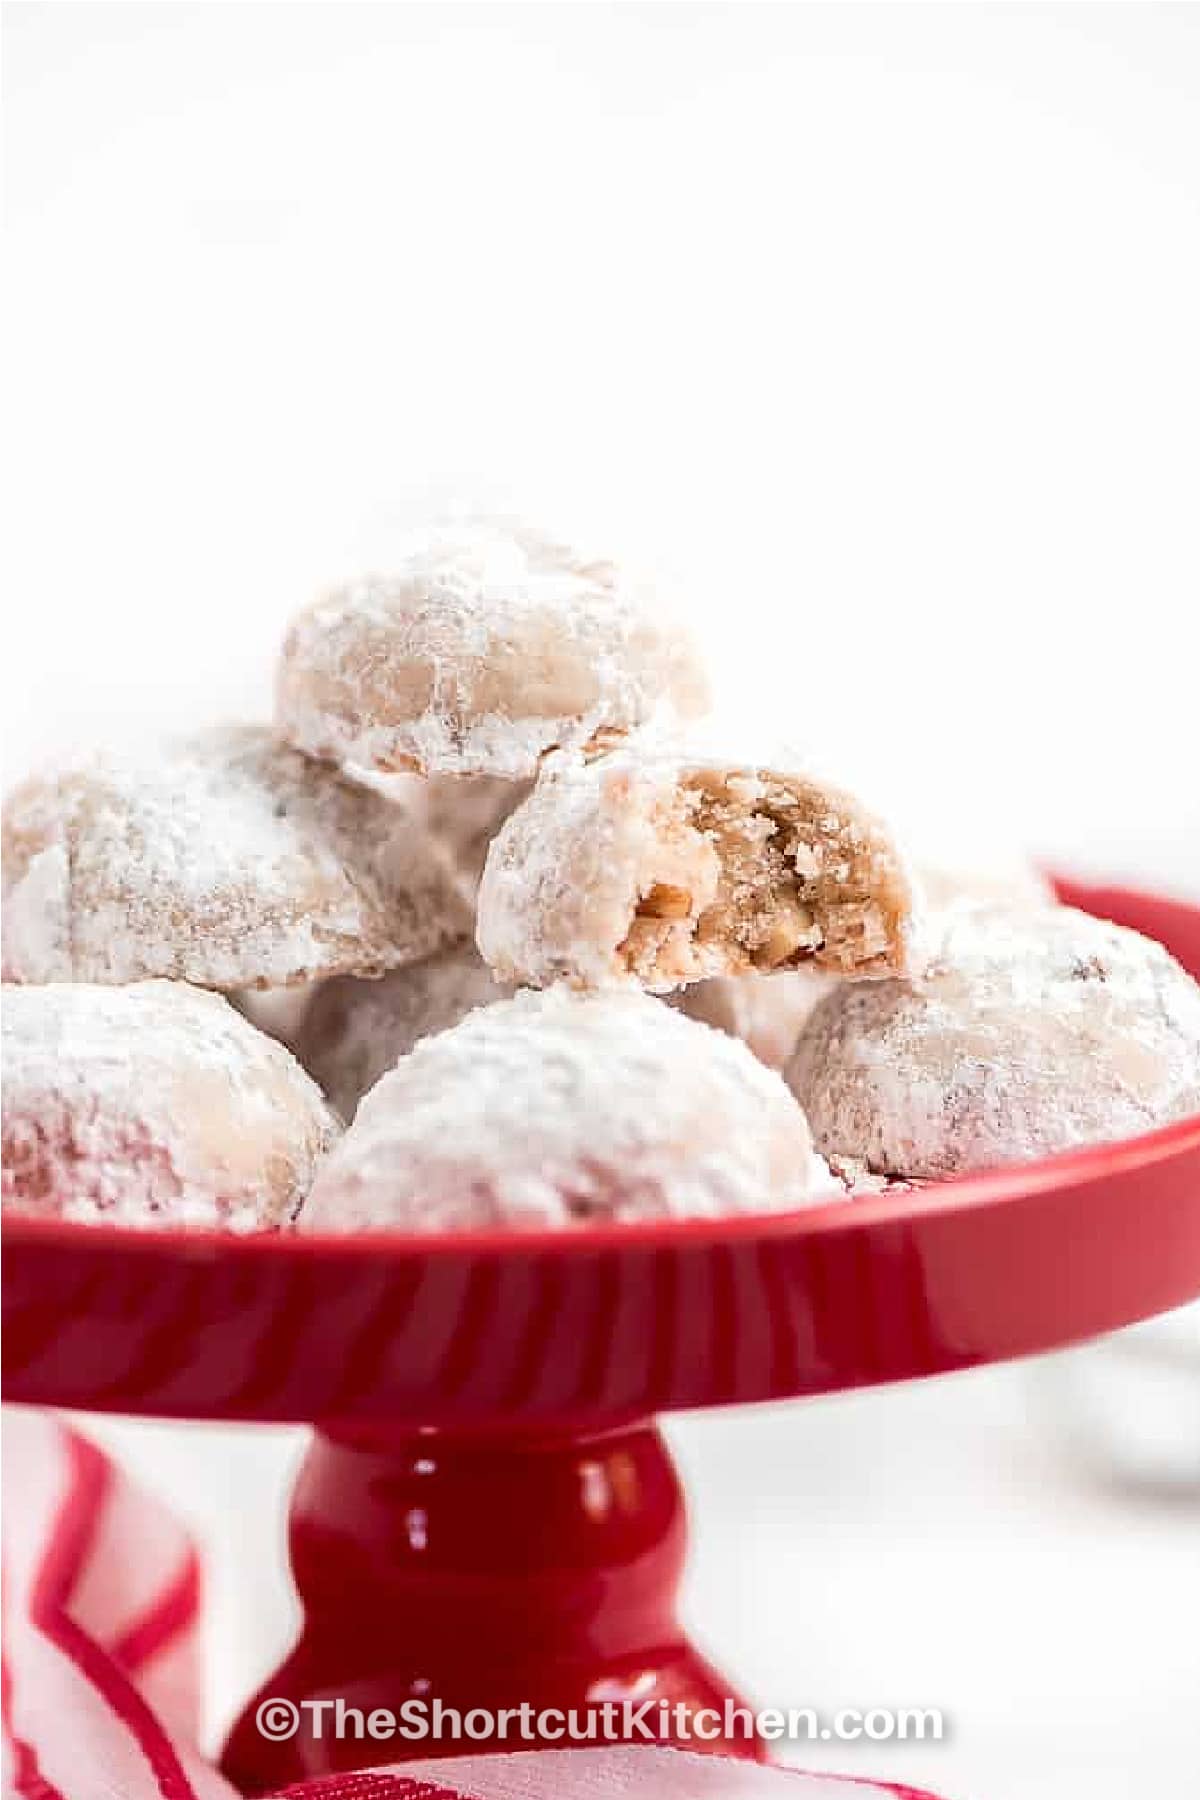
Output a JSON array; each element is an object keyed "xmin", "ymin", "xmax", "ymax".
[{"xmin": 3, "ymin": 1101, "xmax": 1198, "ymax": 1268}]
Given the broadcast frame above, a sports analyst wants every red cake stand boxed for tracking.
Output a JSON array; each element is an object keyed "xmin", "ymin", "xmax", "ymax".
[{"xmin": 5, "ymin": 876, "xmax": 1200, "ymax": 1798}]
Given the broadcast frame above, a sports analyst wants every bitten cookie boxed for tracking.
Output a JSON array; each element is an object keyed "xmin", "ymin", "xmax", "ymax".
[
  {"xmin": 476, "ymin": 745, "xmax": 923, "ymax": 994},
  {"xmin": 298, "ymin": 986, "xmax": 820, "ymax": 1233},
  {"xmin": 786, "ymin": 904, "xmax": 1200, "ymax": 1177},
  {"xmin": 2, "ymin": 981, "xmax": 340, "ymax": 1229},
  {"xmin": 275, "ymin": 519, "xmax": 711, "ymax": 779},
  {"xmin": 297, "ymin": 943, "xmax": 511, "ymax": 1122},
  {"xmin": 2, "ymin": 725, "xmax": 471, "ymax": 988}
]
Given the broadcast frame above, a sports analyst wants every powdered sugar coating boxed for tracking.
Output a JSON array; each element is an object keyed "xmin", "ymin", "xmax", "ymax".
[
  {"xmin": 298, "ymin": 943, "xmax": 512, "ymax": 1122},
  {"xmin": 2, "ymin": 726, "xmax": 471, "ymax": 989},
  {"xmin": 298, "ymin": 986, "xmax": 820, "ymax": 1233},
  {"xmin": 476, "ymin": 745, "xmax": 923, "ymax": 994},
  {"xmin": 786, "ymin": 904, "xmax": 1200, "ymax": 1177},
  {"xmin": 275, "ymin": 519, "xmax": 711, "ymax": 779},
  {"xmin": 2, "ymin": 981, "xmax": 340, "ymax": 1230},
  {"xmin": 478, "ymin": 749, "xmax": 671, "ymax": 989}
]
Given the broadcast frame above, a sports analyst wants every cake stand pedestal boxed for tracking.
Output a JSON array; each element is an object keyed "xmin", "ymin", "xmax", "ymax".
[
  {"xmin": 5, "ymin": 877, "xmax": 1200, "ymax": 1796},
  {"xmin": 222, "ymin": 1419, "xmax": 748, "ymax": 1786}
]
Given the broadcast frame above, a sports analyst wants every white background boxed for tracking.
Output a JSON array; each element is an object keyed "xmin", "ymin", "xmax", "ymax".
[{"xmin": 4, "ymin": 6, "xmax": 1200, "ymax": 1799}]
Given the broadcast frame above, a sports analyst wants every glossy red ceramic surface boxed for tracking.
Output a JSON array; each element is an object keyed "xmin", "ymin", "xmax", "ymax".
[
  {"xmin": 6, "ymin": 1111, "xmax": 1200, "ymax": 1428},
  {"xmin": 221, "ymin": 1421, "xmax": 756, "ymax": 1790}
]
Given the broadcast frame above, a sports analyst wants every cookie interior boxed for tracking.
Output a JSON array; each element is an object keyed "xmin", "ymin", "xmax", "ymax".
[{"xmin": 618, "ymin": 768, "xmax": 911, "ymax": 989}]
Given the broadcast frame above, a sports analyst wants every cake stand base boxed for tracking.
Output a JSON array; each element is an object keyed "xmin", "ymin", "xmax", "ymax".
[{"xmin": 221, "ymin": 1420, "xmax": 758, "ymax": 1792}]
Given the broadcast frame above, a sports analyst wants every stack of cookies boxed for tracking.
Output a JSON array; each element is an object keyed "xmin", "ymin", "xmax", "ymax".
[{"xmin": 4, "ymin": 519, "xmax": 1199, "ymax": 1233}]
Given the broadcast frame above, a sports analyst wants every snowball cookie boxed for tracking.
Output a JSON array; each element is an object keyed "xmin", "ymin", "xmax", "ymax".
[
  {"xmin": 786, "ymin": 905, "xmax": 1200, "ymax": 1178},
  {"xmin": 670, "ymin": 968, "xmax": 835, "ymax": 1070},
  {"xmin": 476, "ymin": 746, "xmax": 923, "ymax": 995},
  {"xmin": 2, "ymin": 725, "xmax": 472, "ymax": 989},
  {"xmin": 275, "ymin": 519, "xmax": 711, "ymax": 780},
  {"xmin": 298, "ymin": 986, "xmax": 819, "ymax": 1233},
  {"xmin": 2, "ymin": 981, "xmax": 340, "ymax": 1230},
  {"xmin": 297, "ymin": 943, "xmax": 512, "ymax": 1122}
]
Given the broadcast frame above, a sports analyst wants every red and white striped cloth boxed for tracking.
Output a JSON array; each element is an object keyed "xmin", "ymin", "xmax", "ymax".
[{"xmin": 1, "ymin": 1413, "xmax": 942, "ymax": 1800}]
